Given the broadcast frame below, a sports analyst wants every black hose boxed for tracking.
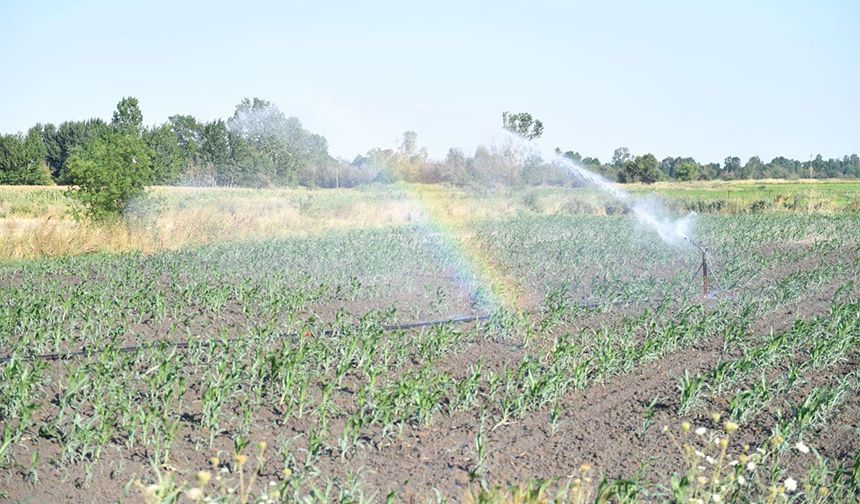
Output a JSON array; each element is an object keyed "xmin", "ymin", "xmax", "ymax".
[
  {"xmin": 0, "ymin": 313, "xmax": 491, "ymax": 365},
  {"xmin": 0, "ymin": 292, "xmax": 733, "ymax": 366}
]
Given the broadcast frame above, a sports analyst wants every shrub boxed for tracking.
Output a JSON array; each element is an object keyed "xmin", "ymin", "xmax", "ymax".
[
  {"xmin": 560, "ymin": 199, "xmax": 597, "ymax": 215},
  {"xmin": 748, "ymin": 199, "xmax": 771, "ymax": 212},
  {"xmin": 521, "ymin": 192, "xmax": 542, "ymax": 212},
  {"xmin": 66, "ymin": 131, "xmax": 154, "ymax": 219}
]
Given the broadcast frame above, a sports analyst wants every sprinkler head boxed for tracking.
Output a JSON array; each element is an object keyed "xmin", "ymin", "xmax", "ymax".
[{"xmin": 681, "ymin": 234, "xmax": 706, "ymax": 253}]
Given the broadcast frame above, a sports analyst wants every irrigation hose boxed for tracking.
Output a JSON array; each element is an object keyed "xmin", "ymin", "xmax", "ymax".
[
  {"xmin": 0, "ymin": 313, "xmax": 491, "ymax": 365},
  {"xmin": 0, "ymin": 287, "xmax": 737, "ymax": 366},
  {"xmin": 0, "ymin": 251, "xmax": 736, "ymax": 367}
]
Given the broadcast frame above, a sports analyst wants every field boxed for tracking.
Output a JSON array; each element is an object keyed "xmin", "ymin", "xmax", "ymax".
[
  {"xmin": 1, "ymin": 182, "xmax": 859, "ymax": 502},
  {"xmin": 2, "ymin": 180, "xmax": 859, "ymax": 262}
]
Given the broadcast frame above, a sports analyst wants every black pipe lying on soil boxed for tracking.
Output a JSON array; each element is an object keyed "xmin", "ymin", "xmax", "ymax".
[
  {"xmin": 0, "ymin": 313, "xmax": 491, "ymax": 365},
  {"xmin": 1, "ymin": 288, "xmax": 739, "ymax": 366}
]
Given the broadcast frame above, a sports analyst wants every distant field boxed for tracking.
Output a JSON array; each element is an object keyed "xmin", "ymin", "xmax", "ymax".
[
  {"xmin": 0, "ymin": 180, "xmax": 858, "ymax": 262},
  {"xmin": 626, "ymin": 179, "xmax": 860, "ymax": 212}
]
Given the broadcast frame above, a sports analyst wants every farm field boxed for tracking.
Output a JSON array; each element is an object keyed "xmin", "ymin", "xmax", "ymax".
[
  {"xmin": 1, "ymin": 186, "xmax": 859, "ymax": 502},
  {"xmin": 2, "ymin": 180, "xmax": 859, "ymax": 262}
]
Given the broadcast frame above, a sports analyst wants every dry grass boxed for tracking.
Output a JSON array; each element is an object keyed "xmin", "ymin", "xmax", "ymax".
[
  {"xmin": 0, "ymin": 184, "xmax": 533, "ymax": 262},
  {"xmin": 1, "ymin": 180, "xmax": 856, "ymax": 262}
]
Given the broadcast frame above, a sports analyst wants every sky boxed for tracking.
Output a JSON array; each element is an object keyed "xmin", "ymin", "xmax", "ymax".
[{"xmin": 0, "ymin": 0, "xmax": 857, "ymax": 164}]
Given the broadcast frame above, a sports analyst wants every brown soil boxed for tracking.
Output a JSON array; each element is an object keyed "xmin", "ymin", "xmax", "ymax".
[{"xmin": 2, "ymin": 246, "xmax": 859, "ymax": 503}]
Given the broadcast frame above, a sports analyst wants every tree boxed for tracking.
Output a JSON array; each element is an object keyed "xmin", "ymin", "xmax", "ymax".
[
  {"xmin": 561, "ymin": 150, "xmax": 583, "ymax": 164},
  {"xmin": 502, "ymin": 111, "xmax": 543, "ymax": 140},
  {"xmin": 844, "ymin": 154, "xmax": 860, "ymax": 178},
  {"xmin": 196, "ymin": 120, "xmax": 234, "ymax": 185},
  {"xmin": 673, "ymin": 160, "xmax": 699, "ymax": 181},
  {"xmin": 227, "ymin": 98, "xmax": 332, "ymax": 186},
  {"xmin": 144, "ymin": 124, "xmax": 183, "ymax": 184},
  {"xmin": 365, "ymin": 147, "xmax": 398, "ymax": 183},
  {"xmin": 659, "ymin": 157, "xmax": 676, "ymax": 178},
  {"xmin": 658, "ymin": 156, "xmax": 700, "ymax": 181},
  {"xmin": 112, "ymin": 97, "xmax": 144, "ymax": 135},
  {"xmin": 439, "ymin": 147, "xmax": 468, "ymax": 185},
  {"xmin": 581, "ymin": 156, "xmax": 601, "ymax": 168},
  {"xmin": 612, "ymin": 147, "xmax": 632, "ymax": 168},
  {"xmin": 744, "ymin": 156, "xmax": 764, "ymax": 179},
  {"xmin": 400, "ymin": 131, "xmax": 418, "ymax": 157},
  {"xmin": 700, "ymin": 163, "xmax": 719, "ymax": 181},
  {"xmin": 168, "ymin": 114, "xmax": 204, "ymax": 162},
  {"xmin": 722, "ymin": 156, "xmax": 741, "ymax": 179},
  {"xmin": 41, "ymin": 119, "xmax": 109, "ymax": 182},
  {"xmin": 225, "ymin": 130, "xmax": 272, "ymax": 187},
  {"xmin": 0, "ymin": 127, "xmax": 52, "ymax": 185},
  {"xmin": 619, "ymin": 154, "xmax": 661, "ymax": 184},
  {"xmin": 66, "ymin": 131, "xmax": 154, "ymax": 218}
]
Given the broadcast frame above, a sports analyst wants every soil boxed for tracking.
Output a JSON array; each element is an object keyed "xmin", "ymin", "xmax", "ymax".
[{"xmin": 1, "ymin": 241, "xmax": 858, "ymax": 503}]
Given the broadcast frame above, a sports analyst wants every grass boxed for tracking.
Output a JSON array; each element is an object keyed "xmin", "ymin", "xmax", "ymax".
[
  {"xmin": 626, "ymin": 179, "xmax": 860, "ymax": 212},
  {"xmin": 1, "ymin": 180, "xmax": 857, "ymax": 262}
]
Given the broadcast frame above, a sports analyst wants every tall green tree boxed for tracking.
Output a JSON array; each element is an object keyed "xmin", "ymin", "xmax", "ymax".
[
  {"xmin": 168, "ymin": 114, "xmax": 204, "ymax": 163},
  {"xmin": 673, "ymin": 160, "xmax": 699, "ymax": 181},
  {"xmin": 224, "ymin": 130, "xmax": 269, "ymax": 186},
  {"xmin": 619, "ymin": 154, "xmax": 661, "ymax": 184},
  {"xmin": 612, "ymin": 147, "xmax": 632, "ymax": 168},
  {"xmin": 40, "ymin": 119, "xmax": 109, "ymax": 182},
  {"xmin": 744, "ymin": 156, "xmax": 764, "ymax": 179},
  {"xmin": 66, "ymin": 131, "xmax": 154, "ymax": 218},
  {"xmin": 0, "ymin": 127, "xmax": 52, "ymax": 185},
  {"xmin": 227, "ymin": 98, "xmax": 331, "ymax": 186},
  {"xmin": 112, "ymin": 96, "xmax": 144, "ymax": 135},
  {"xmin": 502, "ymin": 111, "xmax": 544, "ymax": 140},
  {"xmin": 722, "ymin": 156, "xmax": 742, "ymax": 179},
  {"xmin": 144, "ymin": 124, "xmax": 183, "ymax": 184}
]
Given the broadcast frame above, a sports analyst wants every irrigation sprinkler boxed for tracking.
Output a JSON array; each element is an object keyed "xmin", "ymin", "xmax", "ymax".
[{"xmin": 683, "ymin": 235, "xmax": 711, "ymax": 297}]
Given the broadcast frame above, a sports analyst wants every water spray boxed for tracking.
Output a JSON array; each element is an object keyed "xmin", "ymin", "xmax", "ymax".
[{"xmin": 496, "ymin": 131, "xmax": 697, "ymax": 249}]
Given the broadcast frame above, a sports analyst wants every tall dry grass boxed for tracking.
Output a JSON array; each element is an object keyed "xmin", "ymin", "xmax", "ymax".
[{"xmin": 0, "ymin": 185, "xmax": 518, "ymax": 261}]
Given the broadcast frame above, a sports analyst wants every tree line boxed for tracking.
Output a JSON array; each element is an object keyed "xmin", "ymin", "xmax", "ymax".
[{"xmin": 1, "ymin": 98, "xmax": 858, "ymax": 213}]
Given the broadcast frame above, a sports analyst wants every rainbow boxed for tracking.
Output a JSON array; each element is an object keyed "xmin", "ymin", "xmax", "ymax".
[{"xmin": 404, "ymin": 184, "xmax": 523, "ymax": 312}]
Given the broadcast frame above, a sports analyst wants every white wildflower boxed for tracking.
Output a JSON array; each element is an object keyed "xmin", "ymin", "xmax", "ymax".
[
  {"xmin": 695, "ymin": 427, "xmax": 707, "ymax": 436},
  {"xmin": 795, "ymin": 441, "xmax": 810, "ymax": 454},
  {"xmin": 747, "ymin": 461, "xmax": 756, "ymax": 471},
  {"xmin": 784, "ymin": 477, "xmax": 797, "ymax": 493}
]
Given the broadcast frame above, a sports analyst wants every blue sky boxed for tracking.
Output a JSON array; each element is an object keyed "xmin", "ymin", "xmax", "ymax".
[{"xmin": 1, "ymin": 0, "xmax": 857, "ymax": 163}]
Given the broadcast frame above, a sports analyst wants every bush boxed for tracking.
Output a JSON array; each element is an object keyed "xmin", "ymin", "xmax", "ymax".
[
  {"xmin": 66, "ymin": 131, "xmax": 154, "ymax": 219},
  {"xmin": 604, "ymin": 202, "xmax": 627, "ymax": 215},
  {"xmin": 521, "ymin": 192, "xmax": 542, "ymax": 212},
  {"xmin": 560, "ymin": 199, "xmax": 597, "ymax": 215},
  {"xmin": 748, "ymin": 199, "xmax": 771, "ymax": 212}
]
